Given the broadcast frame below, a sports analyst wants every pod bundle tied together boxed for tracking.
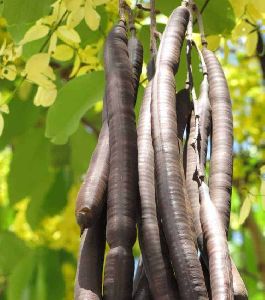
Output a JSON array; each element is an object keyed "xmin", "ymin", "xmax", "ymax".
[{"xmin": 74, "ymin": 2, "xmax": 248, "ymax": 299}]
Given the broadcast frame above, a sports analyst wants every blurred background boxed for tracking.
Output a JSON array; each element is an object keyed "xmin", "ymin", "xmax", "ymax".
[{"xmin": 0, "ymin": 0, "xmax": 264, "ymax": 299}]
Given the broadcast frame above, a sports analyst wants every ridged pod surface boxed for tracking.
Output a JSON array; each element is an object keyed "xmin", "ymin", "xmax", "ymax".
[
  {"xmin": 199, "ymin": 182, "xmax": 233, "ymax": 300},
  {"xmin": 128, "ymin": 34, "xmax": 143, "ymax": 103},
  {"xmin": 75, "ymin": 29, "xmax": 142, "ymax": 233},
  {"xmin": 138, "ymin": 82, "xmax": 178, "ymax": 299},
  {"xmin": 74, "ymin": 211, "xmax": 106, "ymax": 300},
  {"xmin": 197, "ymin": 76, "xmax": 211, "ymax": 176},
  {"xmin": 184, "ymin": 112, "xmax": 204, "ymax": 252},
  {"xmin": 75, "ymin": 122, "xmax": 109, "ymax": 231},
  {"xmin": 202, "ymin": 48, "xmax": 233, "ymax": 234},
  {"xmin": 103, "ymin": 21, "xmax": 138, "ymax": 299},
  {"xmin": 151, "ymin": 5, "xmax": 208, "ymax": 299}
]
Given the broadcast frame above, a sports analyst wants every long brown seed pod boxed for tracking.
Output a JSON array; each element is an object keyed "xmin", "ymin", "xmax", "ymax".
[
  {"xmin": 138, "ymin": 82, "xmax": 178, "ymax": 299},
  {"xmin": 176, "ymin": 88, "xmax": 192, "ymax": 140},
  {"xmin": 151, "ymin": 4, "xmax": 208, "ymax": 299},
  {"xmin": 75, "ymin": 122, "xmax": 109, "ymax": 232},
  {"xmin": 202, "ymin": 48, "xmax": 233, "ymax": 235},
  {"xmin": 193, "ymin": 42, "xmax": 247, "ymax": 299},
  {"xmin": 75, "ymin": 23, "xmax": 143, "ymax": 233},
  {"xmin": 199, "ymin": 181, "xmax": 233, "ymax": 300},
  {"xmin": 74, "ymin": 210, "xmax": 106, "ymax": 300},
  {"xmin": 103, "ymin": 21, "xmax": 138, "ymax": 299},
  {"xmin": 184, "ymin": 111, "xmax": 204, "ymax": 253},
  {"xmin": 197, "ymin": 75, "xmax": 211, "ymax": 177},
  {"xmin": 133, "ymin": 257, "xmax": 152, "ymax": 300},
  {"xmin": 128, "ymin": 29, "xmax": 143, "ymax": 103}
]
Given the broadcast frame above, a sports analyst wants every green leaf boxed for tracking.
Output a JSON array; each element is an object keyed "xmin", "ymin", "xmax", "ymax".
[
  {"xmin": 0, "ymin": 98, "xmax": 40, "ymax": 150},
  {"xmin": 3, "ymin": 0, "xmax": 53, "ymax": 25},
  {"xmin": 41, "ymin": 169, "xmax": 70, "ymax": 216},
  {"xmin": 0, "ymin": 232, "xmax": 29, "ymax": 274},
  {"xmin": 70, "ymin": 124, "xmax": 97, "ymax": 180},
  {"xmin": 7, "ymin": 23, "xmax": 33, "ymax": 43},
  {"xmin": 8, "ymin": 127, "xmax": 50, "ymax": 205},
  {"xmin": 39, "ymin": 249, "xmax": 65, "ymax": 300},
  {"xmin": 156, "ymin": 0, "xmax": 235, "ymax": 36},
  {"xmin": 46, "ymin": 71, "xmax": 104, "ymax": 144},
  {"xmin": 7, "ymin": 251, "xmax": 36, "ymax": 300},
  {"xmin": 76, "ymin": 6, "xmax": 108, "ymax": 47}
]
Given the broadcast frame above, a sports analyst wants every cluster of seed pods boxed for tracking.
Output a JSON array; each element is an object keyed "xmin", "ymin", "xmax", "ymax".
[{"xmin": 74, "ymin": 1, "xmax": 248, "ymax": 299}]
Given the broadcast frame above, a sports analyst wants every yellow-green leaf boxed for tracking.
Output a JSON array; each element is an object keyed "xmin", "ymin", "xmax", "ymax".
[
  {"xmin": 1, "ymin": 64, "xmax": 17, "ymax": 81},
  {"xmin": 93, "ymin": 0, "xmax": 109, "ymax": 6},
  {"xmin": 52, "ymin": 45, "xmax": 74, "ymax": 61},
  {"xmin": 207, "ymin": 35, "xmax": 221, "ymax": 51},
  {"xmin": 63, "ymin": 0, "xmax": 83, "ymax": 11},
  {"xmin": 20, "ymin": 24, "xmax": 49, "ymax": 45},
  {"xmin": 239, "ymin": 195, "xmax": 252, "ymax": 225},
  {"xmin": 0, "ymin": 104, "xmax": 9, "ymax": 114},
  {"xmin": 34, "ymin": 86, "xmax": 57, "ymax": 107},
  {"xmin": 84, "ymin": 1, "xmax": 100, "ymax": 31},
  {"xmin": 67, "ymin": 7, "xmax": 85, "ymax": 28},
  {"xmin": 0, "ymin": 113, "xmax": 4, "ymax": 136},
  {"xmin": 250, "ymin": 0, "xmax": 265, "ymax": 13},
  {"xmin": 246, "ymin": 32, "xmax": 258, "ymax": 56},
  {"xmin": 25, "ymin": 53, "xmax": 56, "ymax": 89},
  {"xmin": 69, "ymin": 54, "xmax": 81, "ymax": 78},
  {"xmin": 77, "ymin": 65, "xmax": 91, "ymax": 76},
  {"xmin": 57, "ymin": 25, "xmax": 81, "ymax": 46}
]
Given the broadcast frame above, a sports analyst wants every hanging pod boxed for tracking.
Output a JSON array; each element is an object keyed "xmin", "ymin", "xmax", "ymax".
[{"xmin": 151, "ymin": 4, "xmax": 208, "ymax": 299}]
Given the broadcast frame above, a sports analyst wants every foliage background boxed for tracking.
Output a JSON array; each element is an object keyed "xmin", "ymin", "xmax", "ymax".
[{"xmin": 0, "ymin": 0, "xmax": 265, "ymax": 299}]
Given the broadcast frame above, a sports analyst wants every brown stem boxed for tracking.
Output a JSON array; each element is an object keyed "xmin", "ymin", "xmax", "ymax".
[
  {"xmin": 136, "ymin": 3, "xmax": 160, "ymax": 14},
  {"xmin": 150, "ymin": 0, "xmax": 157, "ymax": 56},
  {"xmin": 192, "ymin": 3, "xmax": 207, "ymax": 47}
]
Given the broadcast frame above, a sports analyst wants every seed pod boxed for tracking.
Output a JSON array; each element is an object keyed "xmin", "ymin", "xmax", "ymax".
[
  {"xmin": 202, "ymin": 48, "xmax": 233, "ymax": 235},
  {"xmin": 197, "ymin": 75, "xmax": 211, "ymax": 176},
  {"xmin": 128, "ymin": 32, "xmax": 143, "ymax": 103},
  {"xmin": 199, "ymin": 181, "xmax": 233, "ymax": 300},
  {"xmin": 74, "ymin": 209, "xmax": 106, "ymax": 300},
  {"xmin": 75, "ymin": 122, "xmax": 109, "ymax": 232},
  {"xmin": 184, "ymin": 112, "xmax": 205, "ymax": 254},
  {"xmin": 151, "ymin": 5, "xmax": 208, "ymax": 299},
  {"xmin": 138, "ymin": 82, "xmax": 178, "ymax": 299},
  {"xmin": 176, "ymin": 88, "xmax": 192, "ymax": 140},
  {"xmin": 133, "ymin": 257, "xmax": 152, "ymax": 300},
  {"xmin": 103, "ymin": 21, "xmax": 138, "ymax": 299},
  {"xmin": 75, "ymin": 27, "xmax": 142, "ymax": 233}
]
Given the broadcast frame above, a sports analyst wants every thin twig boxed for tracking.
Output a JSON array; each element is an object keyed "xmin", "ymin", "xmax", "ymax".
[
  {"xmin": 39, "ymin": 10, "xmax": 68, "ymax": 53},
  {"xmin": 193, "ymin": 0, "xmax": 210, "ymax": 29},
  {"xmin": 119, "ymin": 0, "xmax": 127, "ymax": 21},
  {"xmin": 136, "ymin": 3, "xmax": 160, "ymax": 14},
  {"xmin": 192, "ymin": 3, "xmax": 207, "ymax": 47},
  {"xmin": 150, "ymin": 0, "xmax": 157, "ymax": 56}
]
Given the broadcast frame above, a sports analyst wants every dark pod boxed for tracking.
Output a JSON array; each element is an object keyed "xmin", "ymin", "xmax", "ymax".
[
  {"xmin": 202, "ymin": 48, "xmax": 233, "ymax": 235},
  {"xmin": 75, "ymin": 122, "xmax": 109, "ymax": 232},
  {"xmin": 103, "ymin": 21, "xmax": 138, "ymax": 299},
  {"xmin": 74, "ymin": 209, "xmax": 106, "ymax": 300},
  {"xmin": 199, "ymin": 182, "xmax": 233, "ymax": 300},
  {"xmin": 138, "ymin": 82, "xmax": 178, "ymax": 299},
  {"xmin": 128, "ymin": 33, "xmax": 143, "ymax": 104},
  {"xmin": 151, "ymin": 5, "xmax": 208, "ymax": 299}
]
